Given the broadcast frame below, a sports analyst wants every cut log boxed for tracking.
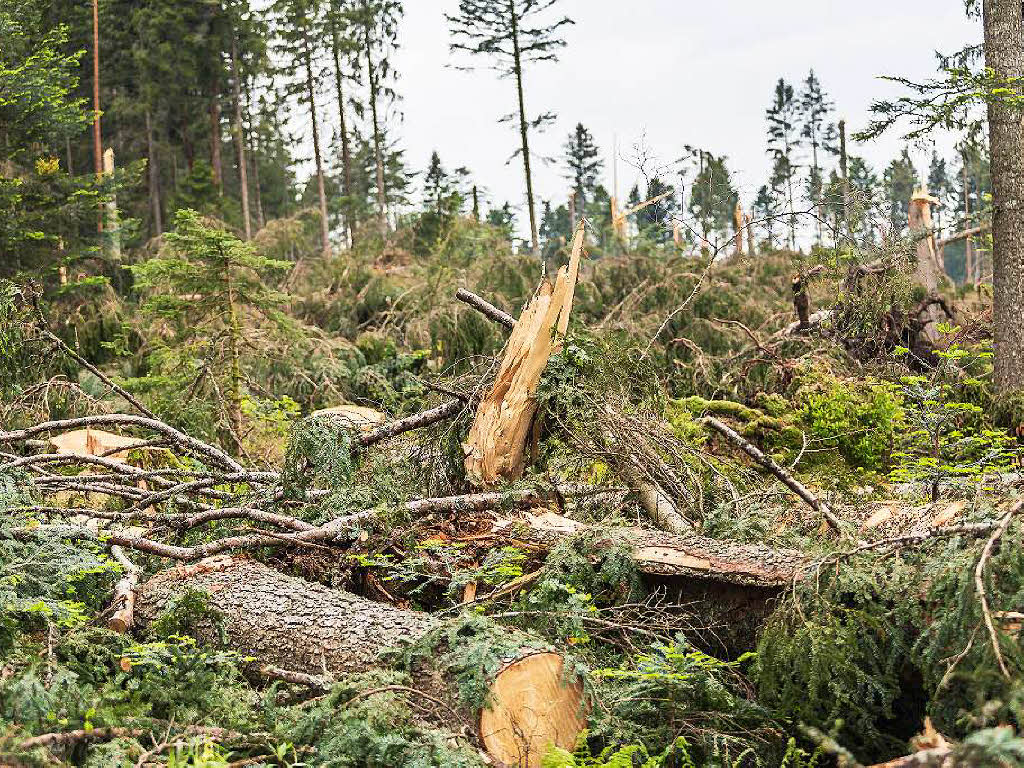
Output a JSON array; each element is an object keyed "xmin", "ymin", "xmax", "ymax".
[
  {"xmin": 494, "ymin": 510, "xmax": 804, "ymax": 587},
  {"xmin": 311, "ymin": 404, "xmax": 387, "ymax": 432},
  {"xmin": 136, "ymin": 557, "xmax": 586, "ymax": 767},
  {"xmin": 463, "ymin": 221, "xmax": 586, "ymax": 486}
]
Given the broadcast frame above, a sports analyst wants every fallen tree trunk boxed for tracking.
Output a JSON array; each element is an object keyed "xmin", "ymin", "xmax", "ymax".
[
  {"xmin": 493, "ymin": 510, "xmax": 804, "ymax": 587},
  {"xmin": 136, "ymin": 557, "xmax": 586, "ymax": 768}
]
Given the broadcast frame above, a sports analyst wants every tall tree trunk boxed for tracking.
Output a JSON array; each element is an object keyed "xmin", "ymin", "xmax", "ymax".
[
  {"xmin": 244, "ymin": 89, "xmax": 265, "ymax": 230},
  {"xmin": 230, "ymin": 38, "xmax": 251, "ymax": 240},
  {"xmin": 983, "ymin": 0, "xmax": 1024, "ymax": 394},
  {"xmin": 365, "ymin": 29, "xmax": 388, "ymax": 233},
  {"xmin": 329, "ymin": 11, "xmax": 355, "ymax": 244},
  {"xmin": 145, "ymin": 110, "xmax": 162, "ymax": 237},
  {"xmin": 839, "ymin": 120, "xmax": 847, "ymax": 239},
  {"xmin": 963, "ymin": 156, "xmax": 974, "ymax": 286},
  {"xmin": 210, "ymin": 87, "xmax": 223, "ymax": 191},
  {"xmin": 302, "ymin": 25, "xmax": 331, "ymax": 255},
  {"xmin": 224, "ymin": 254, "xmax": 243, "ymax": 437},
  {"xmin": 510, "ymin": 0, "xmax": 540, "ymax": 256},
  {"xmin": 91, "ymin": 0, "xmax": 102, "ymax": 233}
]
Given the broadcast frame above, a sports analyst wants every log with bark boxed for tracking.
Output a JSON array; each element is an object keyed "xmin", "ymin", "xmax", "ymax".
[{"xmin": 136, "ymin": 557, "xmax": 586, "ymax": 768}]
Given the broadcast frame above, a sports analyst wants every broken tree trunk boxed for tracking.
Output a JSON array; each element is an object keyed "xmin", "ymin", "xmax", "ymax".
[
  {"xmin": 909, "ymin": 190, "xmax": 950, "ymax": 345},
  {"xmin": 463, "ymin": 221, "xmax": 586, "ymax": 486},
  {"xmin": 136, "ymin": 557, "xmax": 586, "ymax": 768}
]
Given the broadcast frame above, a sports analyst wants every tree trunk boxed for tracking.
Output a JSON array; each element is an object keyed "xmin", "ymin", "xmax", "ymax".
[
  {"xmin": 302, "ymin": 24, "xmax": 331, "ymax": 256},
  {"xmin": 245, "ymin": 90, "xmax": 265, "ymax": 231},
  {"xmin": 136, "ymin": 557, "xmax": 586, "ymax": 768},
  {"xmin": 908, "ymin": 191, "xmax": 949, "ymax": 346},
  {"xmin": 230, "ymin": 38, "xmax": 251, "ymax": 240},
  {"xmin": 984, "ymin": 0, "xmax": 1024, "ymax": 394},
  {"xmin": 209, "ymin": 87, "xmax": 223, "ymax": 191},
  {"xmin": 365, "ymin": 24, "xmax": 388, "ymax": 233},
  {"xmin": 510, "ymin": 0, "xmax": 540, "ymax": 255},
  {"xmin": 145, "ymin": 110, "xmax": 162, "ymax": 237},
  {"xmin": 963, "ymin": 156, "xmax": 974, "ymax": 286},
  {"xmin": 329, "ymin": 12, "xmax": 355, "ymax": 245},
  {"xmin": 734, "ymin": 201, "xmax": 744, "ymax": 255}
]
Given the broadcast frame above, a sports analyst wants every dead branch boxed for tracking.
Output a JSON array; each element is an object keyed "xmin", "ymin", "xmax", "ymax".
[
  {"xmin": 974, "ymin": 502, "xmax": 1019, "ymax": 679},
  {"xmin": 702, "ymin": 417, "xmax": 841, "ymax": 532},
  {"xmin": 106, "ymin": 545, "xmax": 141, "ymax": 633},
  {"xmin": 455, "ymin": 287, "xmax": 516, "ymax": 330}
]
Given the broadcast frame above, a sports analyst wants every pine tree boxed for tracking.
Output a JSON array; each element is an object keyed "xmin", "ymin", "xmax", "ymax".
[
  {"xmin": 688, "ymin": 152, "xmax": 738, "ymax": 244},
  {"xmin": 132, "ymin": 209, "xmax": 290, "ymax": 436},
  {"xmin": 563, "ymin": 122, "xmax": 602, "ymax": 212},
  {"xmin": 350, "ymin": 0, "xmax": 402, "ymax": 233},
  {"xmin": 272, "ymin": 0, "xmax": 331, "ymax": 255},
  {"xmin": 325, "ymin": 0, "xmax": 359, "ymax": 243},
  {"xmin": 447, "ymin": 0, "xmax": 574, "ymax": 257},
  {"xmin": 799, "ymin": 69, "xmax": 837, "ymax": 243},
  {"xmin": 882, "ymin": 148, "xmax": 919, "ymax": 231},
  {"xmin": 766, "ymin": 78, "xmax": 801, "ymax": 249}
]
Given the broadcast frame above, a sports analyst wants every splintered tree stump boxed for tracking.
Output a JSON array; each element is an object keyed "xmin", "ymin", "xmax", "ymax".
[
  {"xmin": 135, "ymin": 557, "xmax": 586, "ymax": 767},
  {"xmin": 463, "ymin": 222, "xmax": 586, "ymax": 487}
]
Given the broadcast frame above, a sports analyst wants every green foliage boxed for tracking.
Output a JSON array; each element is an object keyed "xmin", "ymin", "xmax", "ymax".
[
  {"xmin": 281, "ymin": 413, "xmax": 356, "ymax": 497},
  {"xmin": 756, "ymin": 522, "xmax": 1024, "ymax": 762},
  {"xmin": 543, "ymin": 735, "xmax": 697, "ymax": 768},
  {"xmin": 795, "ymin": 372, "xmax": 903, "ymax": 471}
]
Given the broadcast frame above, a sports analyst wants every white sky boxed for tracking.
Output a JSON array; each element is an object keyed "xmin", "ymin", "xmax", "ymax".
[{"xmin": 385, "ymin": 0, "xmax": 979, "ymax": 233}]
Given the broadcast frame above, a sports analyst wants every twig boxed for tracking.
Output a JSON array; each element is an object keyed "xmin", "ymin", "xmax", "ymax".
[
  {"xmin": 703, "ymin": 417, "xmax": 841, "ymax": 532},
  {"xmin": 974, "ymin": 502, "xmax": 1019, "ymax": 679},
  {"xmin": 355, "ymin": 398, "xmax": 465, "ymax": 451},
  {"xmin": 261, "ymin": 665, "xmax": 331, "ymax": 692}
]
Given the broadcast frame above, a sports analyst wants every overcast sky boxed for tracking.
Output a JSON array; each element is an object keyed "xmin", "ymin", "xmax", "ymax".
[{"xmin": 387, "ymin": 1, "xmax": 978, "ymax": 232}]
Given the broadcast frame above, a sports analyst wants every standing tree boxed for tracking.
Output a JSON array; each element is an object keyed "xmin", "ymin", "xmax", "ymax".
[
  {"xmin": 688, "ymin": 152, "xmax": 738, "ymax": 245},
  {"xmin": 765, "ymin": 78, "xmax": 801, "ymax": 249},
  {"xmin": 563, "ymin": 122, "xmax": 602, "ymax": 214},
  {"xmin": 798, "ymin": 69, "xmax": 836, "ymax": 243},
  {"xmin": 325, "ymin": 0, "xmax": 359, "ymax": 243},
  {"xmin": 350, "ymin": 0, "xmax": 402, "ymax": 233},
  {"xmin": 982, "ymin": 0, "xmax": 1024, "ymax": 394},
  {"xmin": 882, "ymin": 148, "xmax": 919, "ymax": 231},
  {"xmin": 273, "ymin": 0, "xmax": 331, "ymax": 255},
  {"xmin": 447, "ymin": 0, "xmax": 574, "ymax": 256},
  {"xmin": 927, "ymin": 151, "xmax": 953, "ymax": 239},
  {"xmin": 753, "ymin": 184, "xmax": 782, "ymax": 250}
]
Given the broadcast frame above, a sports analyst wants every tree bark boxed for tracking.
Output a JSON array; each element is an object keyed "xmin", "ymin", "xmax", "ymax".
[
  {"xmin": 908, "ymin": 191, "xmax": 948, "ymax": 345},
  {"xmin": 510, "ymin": 0, "xmax": 540, "ymax": 255},
  {"xmin": 230, "ymin": 37, "xmax": 251, "ymax": 240},
  {"xmin": 329, "ymin": 10, "xmax": 355, "ymax": 244},
  {"xmin": 984, "ymin": 0, "xmax": 1024, "ymax": 394},
  {"xmin": 365, "ymin": 17, "xmax": 388, "ymax": 233},
  {"xmin": 136, "ymin": 557, "xmax": 586, "ymax": 767},
  {"xmin": 209, "ymin": 88, "xmax": 223, "ymax": 191},
  {"xmin": 145, "ymin": 110, "xmax": 162, "ymax": 237},
  {"xmin": 302, "ymin": 24, "xmax": 331, "ymax": 256}
]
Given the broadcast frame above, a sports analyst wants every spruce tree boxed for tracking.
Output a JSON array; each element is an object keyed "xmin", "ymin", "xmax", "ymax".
[
  {"xmin": 882, "ymin": 148, "xmax": 919, "ymax": 231},
  {"xmin": 447, "ymin": 0, "xmax": 574, "ymax": 257},
  {"xmin": 798, "ymin": 70, "xmax": 836, "ymax": 243},
  {"xmin": 325, "ymin": 0, "xmax": 359, "ymax": 243},
  {"xmin": 765, "ymin": 78, "xmax": 801, "ymax": 249},
  {"xmin": 563, "ymin": 122, "xmax": 602, "ymax": 212},
  {"xmin": 272, "ymin": 0, "xmax": 331, "ymax": 255},
  {"xmin": 688, "ymin": 153, "xmax": 739, "ymax": 244},
  {"xmin": 350, "ymin": 0, "xmax": 402, "ymax": 233}
]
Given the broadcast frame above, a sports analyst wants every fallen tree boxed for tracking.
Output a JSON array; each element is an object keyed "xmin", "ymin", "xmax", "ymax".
[{"xmin": 136, "ymin": 556, "xmax": 588, "ymax": 767}]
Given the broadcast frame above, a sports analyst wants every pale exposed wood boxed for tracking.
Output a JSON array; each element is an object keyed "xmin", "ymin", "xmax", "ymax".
[
  {"xmin": 909, "ymin": 190, "xmax": 950, "ymax": 344},
  {"xmin": 479, "ymin": 652, "xmax": 587, "ymax": 768},
  {"xmin": 734, "ymin": 201, "xmax": 744, "ymax": 255},
  {"xmin": 106, "ymin": 545, "xmax": 140, "ymax": 633},
  {"xmin": 311, "ymin": 404, "xmax": 387, "ymax": 432},
  {"xmin": 463, "ymin": 221, "xmax": 586, "ymax": 486}
]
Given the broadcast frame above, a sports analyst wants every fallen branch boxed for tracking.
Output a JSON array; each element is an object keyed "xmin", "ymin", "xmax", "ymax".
[
  {"xmin": 355, "ymin": 397, "xmax": 465, "ymax": 451},
  {"xmin": 974, "ymin": 502, "xmax": 1019, "ymax": 679},
  {"xmin": 455, "ymin": 288, "xmax": 516, "ymax": 330},
  {"xmin": 702, "ymin": 417, "xmax": 841, "ymax": 532},
  {"xmin": 106, "ymin": 545, "xmax": 141, "ymax": 633}
]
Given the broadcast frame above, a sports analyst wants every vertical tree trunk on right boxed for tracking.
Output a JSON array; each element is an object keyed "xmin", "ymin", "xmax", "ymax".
[
  {"xmin": 302, "ymin": 23, "xmax": 331, "ymax": 255},
  {"xmin": 983, "ymin": 0, "xmax": 1024, "ymax": 394}
]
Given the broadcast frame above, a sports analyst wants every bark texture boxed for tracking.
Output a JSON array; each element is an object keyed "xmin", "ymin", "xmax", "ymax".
[
  {"xmin": 984, "ymin": 0, "xmax": 1024, "ymax": 393},
  {"xmin": 137, "ymin": 557, "xmax": 438, "ymax": 675}
]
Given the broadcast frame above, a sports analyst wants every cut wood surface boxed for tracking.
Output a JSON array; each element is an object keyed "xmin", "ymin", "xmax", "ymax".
[
  {"xmin": 463, "ymin": 220, "xmax": 586, "ymax": 486},
  {"xmin": 136, "ymin": 557, "xmax": 586, "ymax": 767}
]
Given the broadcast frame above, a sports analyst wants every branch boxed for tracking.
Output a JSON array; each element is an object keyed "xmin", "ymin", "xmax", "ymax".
[
  {"xmin": 702, "ymin": 417, "xmax": 841, "ymax": 532},
  {"xmin": 455, "ymin": 288, "xmax": 516, "ymax": 330}
]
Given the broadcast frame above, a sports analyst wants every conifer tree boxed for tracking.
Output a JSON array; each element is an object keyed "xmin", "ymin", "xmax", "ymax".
[
  {"xmin": 350, "ymin": 0, "xmax": 402, "ymax": 232},
  {"xmin": 447, "ymin": 0, "xmax": 574, "ymax": 256},
  {"xmin": 882, "ymin": 148, "xmax": 919, "ymax": 231},
  {"xmin": 272, "ymin": 0, "xmax": 331, "ymax": 255},
  {"xmin": 688, "ymin": 153, "xmax": 739, "ymax": 244},
  {"xmin": 325, "ymin": 0, "xmax": 359, "ymax": 242},
  {"xmin": 765, "ymin": 78, "xmax": 801, "ymax": 249},
  {"xmin": 798, "ymin": 70, "xmax": 836, "ymax": 243},
  {"xmin": 132, "ymin": 209, "xmax": 290, "ymax": 436},
  {"xmin": 563, "ymin": 122, "xmax": 602, "ymax": 211}
]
